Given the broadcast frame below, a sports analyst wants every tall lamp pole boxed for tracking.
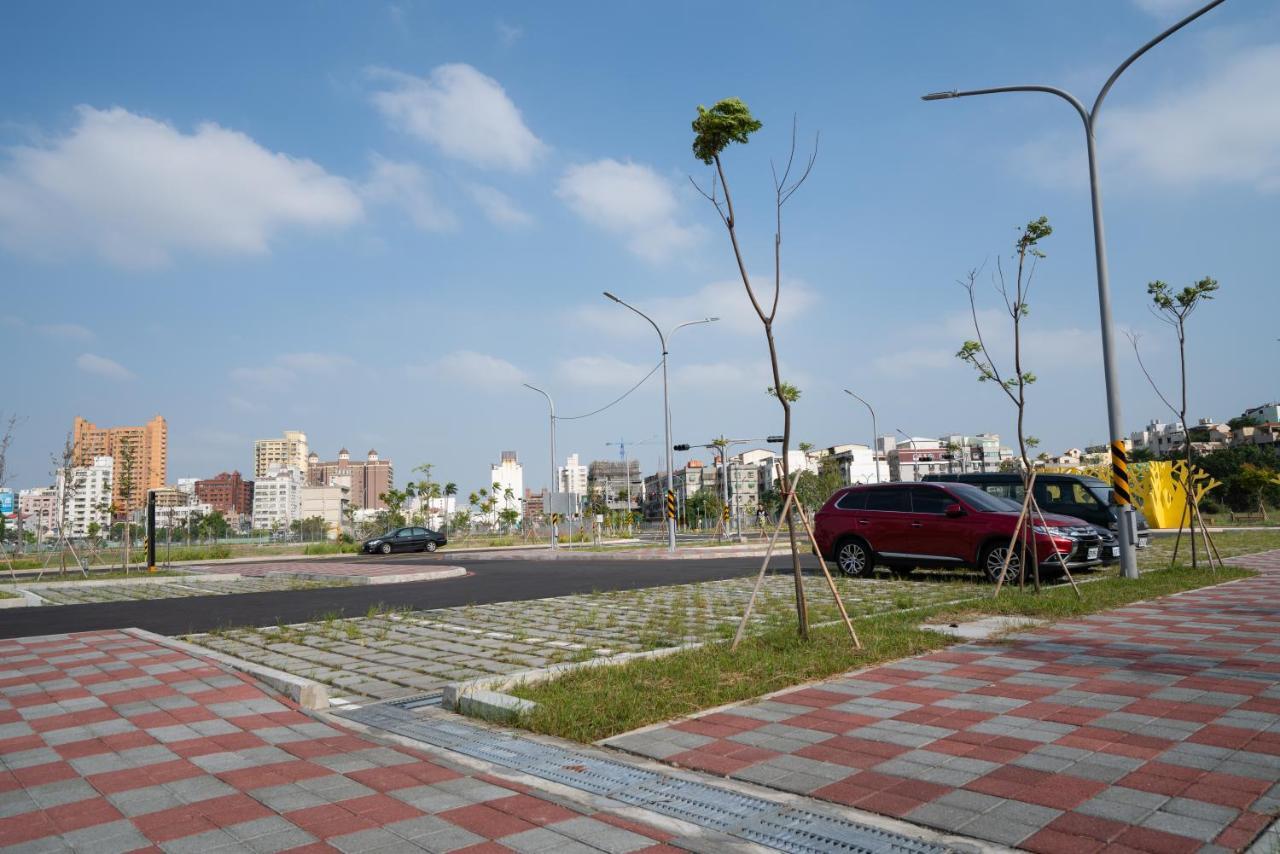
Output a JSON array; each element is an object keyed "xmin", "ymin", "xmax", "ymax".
[
  {"xmin": 844, "ymin": 390, "xmax": 880, "ymax": 483},
  {"xmin": 921, "ymin": 0, "xmax": 1225, "ymax": 580},
  {"xmin": 522, "ymin": 383, "xmax": 558, "ymax": 551},
  {"xmin": 603, "ymin": 291, "xmax": 717, "ymax": 552}
]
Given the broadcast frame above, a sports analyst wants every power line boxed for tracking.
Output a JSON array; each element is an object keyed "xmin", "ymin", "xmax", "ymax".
[{"xmin": 558, "ymin": 361, "xmax": 663, "ymax": 421}]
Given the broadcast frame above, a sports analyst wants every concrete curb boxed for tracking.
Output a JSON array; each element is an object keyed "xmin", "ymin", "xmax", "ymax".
[
  {"xmin": 19, "ymin": 573, "xmax": 241, "ymax": 590},
  {"xmin": 262, "ymin": 566, "xmax": 467, "ymax": 586},
  {"xmin": 441, "ymin": 640, "xmax": 706, "ymax": 715},
  {"xmin": 123, "ymin": 627, "xmax": 331, "ymax": 710}
]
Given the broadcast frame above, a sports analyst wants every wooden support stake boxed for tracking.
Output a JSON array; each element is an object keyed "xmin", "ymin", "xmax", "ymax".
[
  {"xmin": 731, "ymin": 467, "xmax": 804, "ymax": 651},
  {"xmin": 993, "ymin": 471, "xmax": 1037, "ymax": 598},
  {"xmin": 794, "ymin": 501, "xmax": 861, "ymax": 648},
  {"xmin": 1029, "ymin": 496, "xmax": 1082, "ymax": 598}
]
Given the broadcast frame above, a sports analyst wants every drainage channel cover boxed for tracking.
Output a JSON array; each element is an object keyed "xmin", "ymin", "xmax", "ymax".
[{"xmin": 338, "ymin": 704, "xmax": 949, "ymax": 854}]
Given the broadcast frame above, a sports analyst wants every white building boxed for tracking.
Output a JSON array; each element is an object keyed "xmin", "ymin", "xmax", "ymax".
[
  {"xmin": 300, "ymin": 483, "xmax": 351, "ymax": 540},
  {"xmin": 1130, "ymin": 419, "xmax": 1186, "ymax": 456},
  {"xmin": 56, "ymin": 455, "xmax": 114, "ymax": 537},
  {"xmin": 252, "ymin": 467, "xmax": 304, "ymax": 532},
  {"xmin": 156, "ymin": 502, "xmax": 215, "ymax": 527},
  {"xmin": 490, "ymin": 451, "xmax": 524, "ymax": 521},
  {"xmin": 557, "ymin": 453, "xmax": 588, "ymax": 496},
  {"xmin": 807, "ymin": 444, "xmax": 888, "ymax": 485}
]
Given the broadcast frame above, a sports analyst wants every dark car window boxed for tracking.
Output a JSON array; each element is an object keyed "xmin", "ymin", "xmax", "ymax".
[
  {"xmin": 396, "ymin": 528, "xmax": 414, "ymax": 538},
  {"xmin": 910, "ymin": 486, "xmax": 953, "ymax": 515},
  {"xmin": 950, "ymin": 482, "xmax": 1021, "ymax": 512},
  {"xmin": 864, "ymin": 488, "xmax": 910, "ymax": 513},
  {"xmin": 412, "ymin": 527, "xmax": 428, "ymax": 536},
  {"xmin": 835, "ymin": 490, "xmax": 867, "ymax": 511}
]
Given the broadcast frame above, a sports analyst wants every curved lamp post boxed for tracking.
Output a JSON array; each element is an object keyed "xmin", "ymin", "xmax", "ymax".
[
  {"xmin": 522, "ymin": 383, "xmax": 557, "ymax": 551},
  {"xmin": 843, "ymin": 389, "xmax": 880, "ymax": 483},
  {"xmin": 921, "ymin": 0, "xmax": 1225, "ymax": 579},
  {"xmin": 602, "ymin": 291, "xmax": 717, "ymax": 552}
]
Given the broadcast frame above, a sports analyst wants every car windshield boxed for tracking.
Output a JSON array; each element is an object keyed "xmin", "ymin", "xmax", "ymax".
[
  {"xmin": 950, "ymin": 482, "xmax": 1022, "ymax": 512},
  {"xmin": 1088, "ymin": 485, "xmax": 1115, "ymax": 506}
]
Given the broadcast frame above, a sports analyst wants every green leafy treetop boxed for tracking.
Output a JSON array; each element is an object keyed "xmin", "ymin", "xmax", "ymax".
[
  {"xmin": 692, "ymin": 99, "xmax": 763, "ymax": 164},
  {"xmin": 1148, "ymin": 277, "xmax": 1219, "ymax": 313}
]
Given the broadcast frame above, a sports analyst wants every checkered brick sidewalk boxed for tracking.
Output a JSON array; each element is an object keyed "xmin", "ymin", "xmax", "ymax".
[
  {"xmin": 607, "ymin": 550, "xmax": 1280, "ymax": 852},
  {"xmin": 0, "ymin": 630, "xmax": 680, "ymax": 853}
]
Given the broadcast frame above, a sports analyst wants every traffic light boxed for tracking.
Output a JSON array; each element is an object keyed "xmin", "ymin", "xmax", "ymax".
[{"xmin": 673, "ymin": 443, "xmax": 691, "ymax": 451}]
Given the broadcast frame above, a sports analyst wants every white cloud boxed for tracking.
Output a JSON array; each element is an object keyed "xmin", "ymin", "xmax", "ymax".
[
  {"xmin": 496, "ymin": 20, "xmax": 523, "ymax": 47},
  {"xmin": 36, "ymin": 323, "xmax": 93, "ymax": 341},
  {"xmin": 362, "ymin": 156, "xmax": 456, "ymax": 232},
  {"xmin": 1020, "ymin": 44, "xmax": 1280, "ymax": 194},
  {"xmin": 556, "ymin": 159, "xmax": 702, "ymax": 262},
  {"xmin": 425, "ymin": 350, "xmax": 527, "ymax": 388},
  {"xmin": 557, "ymin": 355, "xmax": 653, "ymax": 387},
  {"xmin": 574, "ymin": 277, "xmax": 816, "ymax": 339},
  {"xmin": 870, "ymin": 309, "xmax": 1101, "ymax": 378},
  {"xmin": 76, "ymin": 353, "xmax": 134, "ymax": 381},
  {"xmin": 469, "ymin": 184, "xmax": 532, "ymax": 227},
  {"xmin": 230, "ymin": 352, "xmax": 354, "ymax": 387},
  {"xmin": 0, "ymin": 106, "xmax": 364, "ymax": 268},
  {"xmin": 1130, "ymin": 0, "xmax": 1201, "ymax": 17},
  {"xmin": 370, "ymin": 64, "xmax": 546, "ymax": 172}
]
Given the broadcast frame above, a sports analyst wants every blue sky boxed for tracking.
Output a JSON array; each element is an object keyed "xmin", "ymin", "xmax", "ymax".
[{"xmin": 2, "ymin": 0, "xmax": 1277, "ymax": 494}]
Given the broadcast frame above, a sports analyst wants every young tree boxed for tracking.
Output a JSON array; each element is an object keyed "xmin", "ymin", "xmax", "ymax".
[
  {"xmin": 1127, "ymin": 276, "xmax": 1219, "ymax": 569},
  {"xmin": 691, "ymin": 98, "xmax": 817, "ymax": 637},
  {"xmin": 0, "ymin": 412, "xmax": 19, "ymax": 561},
  {"xmin": 956, "ymin": 217, "xmax": 1052, "ymax": 590},
  {"xmin": 114, "ymin": 442, "xmax": 138, "ymax": 573}
]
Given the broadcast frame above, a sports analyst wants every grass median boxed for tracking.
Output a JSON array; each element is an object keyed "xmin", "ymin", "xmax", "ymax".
[{"xmin": 509, "ymin": 560, "xmax": 1254, "ymax": 744}]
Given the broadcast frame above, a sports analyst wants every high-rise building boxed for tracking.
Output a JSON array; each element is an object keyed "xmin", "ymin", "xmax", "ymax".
[
  {"xmin": 18, "ymin": 488, "xmax": 58, "ymax": 535},
  {"xmin": 195, "ymin": 471, "xmax": 255, "ymax": 516},
  {"xmin": 56, "ymin": 456, "xmax": 114, "ymax": 537},
  {"xmin": 254, "ymin": 430, "xmax": 309, "ymax": 479},
  {"xmin": 306, "ymin": 448, "xmax": 393, "ymax": 510},
  {"xmin": 72, "ymin": 415, "xmax": 167, "ymax": 513},
  {"xmin": 557, "ymin": 453, "xmax": 588, "ymax": 496},
  {"xmin": 490, "ymin": 451, "xmax": 524, "ymax": 521},
  {"xmin": 251, "ymin": 467, "xmax": 303, "ymax": 531}
]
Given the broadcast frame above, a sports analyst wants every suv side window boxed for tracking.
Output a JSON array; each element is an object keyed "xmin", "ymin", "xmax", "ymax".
[
  {"xmin": 835, "ymin": 491, "xmax": 867, "ymax": 511},
  {"xmin": 864, "ymin": 488, "xmax": 910, "ymax": 513},
  {"xmin": 910, "ymin": 486, "xmax": 952, "ymax": 514},
  {"xmin": 983, "ymin": 483, "xmax": 1024, "ymax": 502}
]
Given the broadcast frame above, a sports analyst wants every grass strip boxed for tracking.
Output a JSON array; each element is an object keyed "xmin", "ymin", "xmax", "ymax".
[{"xmin": 510, "ymin": 563, "xmax": 1252, "ymax": 744}]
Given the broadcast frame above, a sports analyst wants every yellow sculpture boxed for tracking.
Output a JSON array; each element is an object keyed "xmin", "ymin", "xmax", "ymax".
[{"xmin": 1042, "ymin": 461, "xmax": 1220, "ymax": 530}]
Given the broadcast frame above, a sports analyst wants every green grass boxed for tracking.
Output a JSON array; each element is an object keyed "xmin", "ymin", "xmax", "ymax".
[
  {"xmin": 1140, "ymin": 528, "xmax": 1280, "ymax": 567},
  {"xmin": 0, "ymin": 589, "xmax": 16, "ymax": 599},
  {"xmin": 510, "ymin": 563, "xmax": 1252, "ymax": 743},
  {"xmin": 303, "ymin": 542, "xmax": 359, "ymax": 556}
]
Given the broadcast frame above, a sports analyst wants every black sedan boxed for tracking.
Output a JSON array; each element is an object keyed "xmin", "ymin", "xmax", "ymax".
[{"xmin": 362, "ymin": 527, "xmax": 447, "ymax": 555}]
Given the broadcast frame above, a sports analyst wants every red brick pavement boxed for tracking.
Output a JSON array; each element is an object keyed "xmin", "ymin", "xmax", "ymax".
[
  {"xmin": 606, "ymin": 550, "xmax": 1280, "ymax": 852},
  {"xmin": 0, "ymin": 630, "xmax": 678, "ymax": 852}
]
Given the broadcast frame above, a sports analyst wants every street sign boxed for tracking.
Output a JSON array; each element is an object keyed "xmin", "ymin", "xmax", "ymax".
[{"xmin": 0, "ymin": 490, "xmax": 13, "ymax": 517}]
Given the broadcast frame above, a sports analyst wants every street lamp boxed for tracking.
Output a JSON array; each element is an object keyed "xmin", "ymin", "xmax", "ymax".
[
  {"xmin": 522, "ymin": 383, "xmax": 557, "ymax": 551},
  {"xmin": 603, "ymin": 291, "xmax": 718, "ymax": 552},
  {"xmin": 843, "ymin": 390, "xmax": 880, "ymax": 483},
  {"xmin": 921, "ymin": 0, "xmax": 1224, "ymax": 580}
]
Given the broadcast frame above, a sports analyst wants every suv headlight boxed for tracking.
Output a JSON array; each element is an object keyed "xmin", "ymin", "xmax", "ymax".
[
  {"xmin": 1032, "ymin": 525, "xmax": 1070, "ymax": 537},
  {"xmin": 368, "ymin": 539, "xmax": 381, "ymax": 546}
]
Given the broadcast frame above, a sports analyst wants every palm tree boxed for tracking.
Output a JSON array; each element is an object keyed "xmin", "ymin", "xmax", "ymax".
[{"xmin": 443, "ymin": 482, "xmax": 458, "ymax": 533}]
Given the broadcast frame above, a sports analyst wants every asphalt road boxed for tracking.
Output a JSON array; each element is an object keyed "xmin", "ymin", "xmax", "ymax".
[{"xmin": 0, "ymin": 552, "xmax": 822, "ymax": 639}]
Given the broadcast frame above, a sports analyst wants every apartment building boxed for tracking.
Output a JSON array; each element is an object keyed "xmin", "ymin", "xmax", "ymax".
[
  {"xmin": 299, "ymin": 483, "xmax": 351, "ymax": 540},
  {"xmin": 251, "ymin": 468, "xmax": 303, "ymax": 531},
  {"xmin": 56, "ymin": 456, "xmax": 114, "ymax": 537},
  {"xmin": 18, "ymin": 488, "xmax": 58, "ymax": 535},
  {"xmin": 557, "ymin": 453, "xmax": 588, "ymax": 496},
  {"xmin": 254, "ymin": 430, "xmax": 309, "ymax": 479},
  {"xmin": 72, "ymin": 415, "xmax": 167, "ymax": 512},
  {"xmin": 305, "ymin": 448, "xmax": 393, "ymax": 510},
  {"xmin": 194, "ymin": 471, "xmax": 254, "ymax": 516}
]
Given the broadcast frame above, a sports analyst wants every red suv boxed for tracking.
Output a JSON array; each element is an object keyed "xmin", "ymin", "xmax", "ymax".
[{"xmin": 813, "ymin": 482, "xmax": 1104, "ymax": 582}]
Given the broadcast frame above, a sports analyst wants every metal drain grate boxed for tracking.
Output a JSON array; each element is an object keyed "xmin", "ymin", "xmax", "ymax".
[
  {"xmin": 338, "ymin": 704, "xmax": 948, "ymax": 853},
  {"xmin": 382, "ymin": 692, "xmax": 443, "ymax": 710}
]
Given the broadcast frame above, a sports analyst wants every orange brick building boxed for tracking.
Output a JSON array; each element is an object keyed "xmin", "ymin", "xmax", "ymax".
[{"xmin": 72, "ymin": 415, "xmax": 168, "ymax": 513}]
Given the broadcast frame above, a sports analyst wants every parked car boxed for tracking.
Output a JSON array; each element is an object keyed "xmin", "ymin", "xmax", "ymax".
[
  {"xmin": 362, "ymin": 526, "xmax": 447, "ymax": 555},
  {"xmin": 923, "ymin": 472, "xmax": 1150, "ymax": 563},
  {"xmin": 813, "ymin": 482, "xmax": 1104, "ymax": 582}
]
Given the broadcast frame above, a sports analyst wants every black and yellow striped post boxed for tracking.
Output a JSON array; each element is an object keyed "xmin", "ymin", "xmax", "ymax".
[
  {"xmin": 1111, "ymin": 441, "xmax": 1131, "ymax": 507},
  {"xmin": 666, "ymin": 490, "xmax": 676, "ymax": 522},
  {"xmin": 722, "ymin": 505, "xmax": 730, "ymax": 524}
]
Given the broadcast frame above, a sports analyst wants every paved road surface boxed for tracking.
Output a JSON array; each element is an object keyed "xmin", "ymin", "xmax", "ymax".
[{"xmin": 0, "ymin": 552, "xmax": 820, "ymax": 639}]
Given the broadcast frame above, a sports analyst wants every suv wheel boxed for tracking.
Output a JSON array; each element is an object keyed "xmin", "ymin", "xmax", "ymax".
[
  {"xmin": 836, "ymin": 539, "xmax": 872, "ymax": 578},
  {"xmin": 981, "ymin": 542, "xmax": 1020, "ymax": 584}
]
